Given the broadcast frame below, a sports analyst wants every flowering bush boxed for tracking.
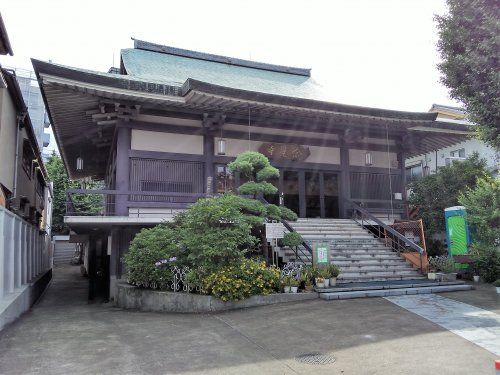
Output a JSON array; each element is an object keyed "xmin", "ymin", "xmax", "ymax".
[
  {"xmin": 124, "ymin": 225, "xmax": 181, "ymax": 289},
  {"xmin": 202, "ymin": 259, "xmax": 280, "ymax": 301}
]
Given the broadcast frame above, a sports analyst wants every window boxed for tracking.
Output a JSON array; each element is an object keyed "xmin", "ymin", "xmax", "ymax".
[
  {"xmin": 22, "ymin": 141, "xmax": 34, "ymax": 178},
  {"xmin": 450, "ymin": 148, "xmax": 465, "ymax": 158},
  {"xmin": 405, "ymin": 163, "xmax": 423, "ymax": 182},
  {"xmin": 215, "ymin": 165, "xmax": 234, "ymax": 193}
]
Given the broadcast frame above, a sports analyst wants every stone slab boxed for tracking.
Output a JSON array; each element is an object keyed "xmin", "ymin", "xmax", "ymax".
[{"xmin": 385, "ymin": 294, "xmax": 500, "ymax": 356}]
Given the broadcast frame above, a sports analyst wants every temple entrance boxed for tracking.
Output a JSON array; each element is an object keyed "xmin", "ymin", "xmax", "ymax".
[{"xmin": 264, "ymin": 169, "xmax": 340, "ymax": 219}]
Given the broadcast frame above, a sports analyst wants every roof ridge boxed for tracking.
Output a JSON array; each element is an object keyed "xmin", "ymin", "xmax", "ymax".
[{"xmin": 131, "ymin": 38, "xmax": 311, "ymax": 77}]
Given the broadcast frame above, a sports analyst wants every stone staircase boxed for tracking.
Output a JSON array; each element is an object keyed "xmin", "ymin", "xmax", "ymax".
[{"xmin": 278, "ymin": 218, "xmax": 426, "ymax": 283}]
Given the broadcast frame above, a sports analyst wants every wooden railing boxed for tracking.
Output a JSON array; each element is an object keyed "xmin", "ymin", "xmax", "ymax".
[{"xmin": 65, "ymin": 189, "xmax": 206, "ymax": 216}]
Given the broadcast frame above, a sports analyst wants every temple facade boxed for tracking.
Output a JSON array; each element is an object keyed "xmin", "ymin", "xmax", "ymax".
[{"xmin": 33, "ymin": 39, "xmax": 470, "ymax": 298}]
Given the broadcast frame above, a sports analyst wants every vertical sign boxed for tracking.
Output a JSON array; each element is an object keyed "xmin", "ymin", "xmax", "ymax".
[{"xmin": 314, "ymin": 242, "xmax": 330, "ymax": 265}]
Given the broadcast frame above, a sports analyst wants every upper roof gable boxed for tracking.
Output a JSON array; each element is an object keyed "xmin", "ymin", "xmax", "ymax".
[{"xmin": 120, "ymin": 39, "xmax": 329, "ymax": 101}]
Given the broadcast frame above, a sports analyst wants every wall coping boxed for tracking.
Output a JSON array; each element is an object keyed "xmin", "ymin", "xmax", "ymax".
[{"xmin": 114, "ymin": 281, "xmax": 318, "ymax": 313}]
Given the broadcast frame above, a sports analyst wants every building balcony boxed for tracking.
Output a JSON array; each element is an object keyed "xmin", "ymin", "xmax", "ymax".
[{"xmin": 65, "ymin": 189, "xmax": 206, "ymax": 229}]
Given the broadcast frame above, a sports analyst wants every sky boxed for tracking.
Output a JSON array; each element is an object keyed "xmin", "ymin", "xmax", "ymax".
[{"xmin": 1, "ymin": 0, "xmax": 458, "ymax": 117}]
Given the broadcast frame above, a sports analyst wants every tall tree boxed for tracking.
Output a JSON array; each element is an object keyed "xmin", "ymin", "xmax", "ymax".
[
  {"xmin": 435, "ymin": 0, "xmax": 500, "ymax": 149},
  {"xmin": 46, "ymin": 152, "xmax": 103, "ymax": 234},
  {"xmin": 408, "ymin": 153, "xmax": 489, "ymax": 238}
]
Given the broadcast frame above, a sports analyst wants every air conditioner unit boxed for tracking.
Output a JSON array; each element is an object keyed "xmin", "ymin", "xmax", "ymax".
[{"xmin": 445, "ymin": 157, "xmax": 466, "ymax": 166}]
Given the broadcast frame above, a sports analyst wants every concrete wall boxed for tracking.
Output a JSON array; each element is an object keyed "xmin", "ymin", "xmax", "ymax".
[
  {"xmin": 0, "ymin": 205, "xmax": 52, "ymax": 331},
  {"xmin": 131, "ymin": 129, "xmax": 203, "ymax": 155}
]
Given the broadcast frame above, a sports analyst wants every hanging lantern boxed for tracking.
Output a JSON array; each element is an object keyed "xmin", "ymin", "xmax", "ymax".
[
  {"xmin": 365, "ymin": 152, "xmax": 373, "ymax": 166},
  {"xmin": 76, "ymin": 156, "xmax": 84, "ymax": 171},
  {"xmin": 217, "ymin": 138, "xmax": 226, "ymax": 156}
]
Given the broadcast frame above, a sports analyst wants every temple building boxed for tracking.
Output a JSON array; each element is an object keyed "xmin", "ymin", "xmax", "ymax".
[{"xmin": 32, "ymin": 39, "xmax": 470, "ymax": 298}]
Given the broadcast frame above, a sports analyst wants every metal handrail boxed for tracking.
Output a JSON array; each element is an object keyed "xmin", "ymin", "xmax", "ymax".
[
  {"xmin": 348, "ymin": 200, "xmax": 426, "ymax": 272},
  {"xmin": 257, "ymin": 196, "xmax": 312, "ymax": 264}
]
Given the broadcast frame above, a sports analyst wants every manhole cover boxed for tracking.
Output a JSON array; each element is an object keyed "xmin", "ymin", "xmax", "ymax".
[{"xmin": 294, "ymin": 353, "xmax": 336, "ymax": 365}]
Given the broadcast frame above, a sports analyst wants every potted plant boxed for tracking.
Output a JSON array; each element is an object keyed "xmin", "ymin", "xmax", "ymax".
[
  {"xmin": 315, "ymin": 276, "xmax": 325, "ymax": 289},
  {"xmin": 299, "ymin": 272, "xmax": 313, "ymax": 292},
  {"xmin": 326, "ymin": 264, "xmax": 341, "ymax": 286},
  {"xmin": 428, "ymin": 256, "xmax": 456, "ymax": 281},
  {"xmin": 289, "ymin": 278, "xmax": 299, "ymax": 293},
  {"xmin": 282, "ymin": 276, "xmax": 292, "ymax": 293},
  {"xmin": 494, "ymin": 280, "xmax": 500, "ymax": 294},
  {"xmin": 441, "ymin": 257, "xmax": 457, "ymax": 281},
  {"xmin": 319, "ymin": 267, "xmax": 331, "ymax": 288}
]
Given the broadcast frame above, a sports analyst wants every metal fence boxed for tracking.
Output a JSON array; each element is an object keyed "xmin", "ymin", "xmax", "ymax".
[{"xmin": 0, "ymin": 205, "xmax": 51, "ymax": 301}]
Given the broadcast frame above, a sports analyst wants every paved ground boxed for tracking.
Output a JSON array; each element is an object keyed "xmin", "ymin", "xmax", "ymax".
[{"xmin": 0, "ymin": 266, "xmax": 498, "ymax": 375}]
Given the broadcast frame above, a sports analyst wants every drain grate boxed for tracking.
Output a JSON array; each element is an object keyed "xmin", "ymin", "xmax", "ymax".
[{"xmin": 294, "ymin": 353, "xmax": 336, "ymax": 365}]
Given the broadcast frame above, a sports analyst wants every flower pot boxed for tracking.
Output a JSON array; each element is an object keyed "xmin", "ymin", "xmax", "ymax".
[
  {"xmin": 496, "ymin": 287, "xmax": 500, "ymax": 294},
  {"xmin": 329, "ymin": 277, "xmax": 337, "ymax": 287},
  {"xmin": 290, "ymin": 286, "xmax": 298, "ymax": 293},
  {"xmin": 428, "ymin": 272, "xmax": 437, "ymax": 280},
  {"xmin": 305, "ymin": 284, "xmax": 314, "ymax": 292},
  {"xmin": 284, "ymin": 286, "xmax": 291, "ymax": 293},
  {"xmin": 315, "ymin": 279, "xmax": 325, "ymax": 289},
  {"xmin": 323, "ymin": 278, "xmax": 330, "ymax": 288},
  {"xmin": 435, "ymin": 272, "xmax": 445, "ymax": 282},
  {"xmin": 473, "ymin": 275, "xmax": 480, "ymax": 283},
  {"xmin": 443, "ymin": 273, "xmax": 457, "ymax": 282}
]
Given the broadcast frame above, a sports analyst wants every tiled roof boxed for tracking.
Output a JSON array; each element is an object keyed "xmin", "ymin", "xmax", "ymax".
[{"xmin": 120, "ymin": 45, "xmax": 330, "ymax": 101}]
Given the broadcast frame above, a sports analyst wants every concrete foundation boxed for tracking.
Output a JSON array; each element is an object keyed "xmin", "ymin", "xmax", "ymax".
[{"xmin": 115, "ymin": 281, "xmax": 318, "ymax": 312}]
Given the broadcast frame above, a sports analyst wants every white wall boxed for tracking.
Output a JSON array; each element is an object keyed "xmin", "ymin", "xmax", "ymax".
[
  {"xmin": 131, "ymin": 130, "xmax": 203, "ymax": 155},
  {"xmin": 406, "ymin": 138, "xmax": 499, "ymax": 174},
  {"xmin": 0, "ymin": 205, "xmax": 51, "ymax": 331}
]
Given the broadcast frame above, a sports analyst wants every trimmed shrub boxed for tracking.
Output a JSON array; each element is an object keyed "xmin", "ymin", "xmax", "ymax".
[
  {"xmin": 124, "ymin": 225, "xmax": 181, "ymax": 289},
  {"xmin": 202, "ymin": 258, "xmax": 281, "ymax": 301}
]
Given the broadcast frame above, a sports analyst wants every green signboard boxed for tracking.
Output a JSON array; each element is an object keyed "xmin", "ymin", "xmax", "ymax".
[{"xmin": 314, "ymin": 242, "xmax": 330, "ymax": 265}]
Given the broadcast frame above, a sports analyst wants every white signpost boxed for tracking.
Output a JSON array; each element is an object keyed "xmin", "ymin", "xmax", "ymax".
[
  {"xmin": 265, "ymin": 223, "xmax": 286, "ymax": 239},
  {"xmin": 265, "ymin": 223, "xmax": 286, "ymax": 266}
]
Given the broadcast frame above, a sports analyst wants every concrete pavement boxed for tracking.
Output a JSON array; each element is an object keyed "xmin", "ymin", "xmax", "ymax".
[{"xmin": 0, "ymin": 265, "xmax": 497, "ymax": 374}]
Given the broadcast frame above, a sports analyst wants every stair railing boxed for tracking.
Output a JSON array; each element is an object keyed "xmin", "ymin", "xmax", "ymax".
[
  {"xmin": 348, "ymin": 200, "xmax": 426, "ymax": 273},
  {"xmin": 258, "ymin": 197, "xmax": 312, "ymax": 265}
]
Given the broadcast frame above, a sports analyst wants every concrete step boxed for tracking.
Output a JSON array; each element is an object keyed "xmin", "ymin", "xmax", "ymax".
[
  {"xmin": 339, "ymin": 269, "xmax": 420, "ymax": 277},
  {"xmin": 338, "ymin": 265, "xmax": 413, "ymax": 272},
  {"xmin": 320, "ymin": 284, "xmax": 473, "ymax": 300},
  {"xmin": 301, "ymin": 235, "xmax": 375, "ymax": 240},
  {"xmin": 317, "ymin": 280, "xmax": 466, "ymax": 293},
  {"xmin": 334, "ymin": 259, "xmax": 410, "ymax": 266},
  {"xmin": 338, "ymin": 274, "xmax": 426, "ymax": 283},
  {"xmin": 333, "ymin": 254, "xmax": 403, "ymax": 261}
]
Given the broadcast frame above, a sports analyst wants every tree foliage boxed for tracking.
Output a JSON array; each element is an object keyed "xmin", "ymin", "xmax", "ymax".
[
  {"xmin": 436, "ymin": 0, "xmax": 500, "ymax": 149},
  {"xmin": 45, "ymin": 152, "xmax": 103, "ymax": 234},
  {"xmin": 228, "ymin": 151, "xmax": 279, "ymax": 197},
  {"xmin": 408, "ymin": 153, "xmax": 489, "ymax": 236},
  {"xmin": 458, "ymin": 175, "xmax": 500, "ymax": 282}
]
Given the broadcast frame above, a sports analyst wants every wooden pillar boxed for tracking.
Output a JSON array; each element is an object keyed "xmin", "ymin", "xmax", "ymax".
[
  {"xmin": 339, "ymin": 139, "xmax": 351, "ymax": 218},
  {"xmin": 115, "ymin": 126, "xmax": 131, "ymax": 216},
  {"xmin": 299, "ymin": 171, "xmax": 306, "ymax": 218},
  {"xmin": 203, "ymin": 129, "xmax": 215, "ymax": 195},
  {"xmin": 319, "ymin": 172, "xmax": 325, "ymax": 218},
  {"xmin": 399, "ymin": 148, "xmax": 408, "ymax": 219},
  {"xmin": 109, "ymin": 227, "xmax": 120, "ymax": 278}
]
